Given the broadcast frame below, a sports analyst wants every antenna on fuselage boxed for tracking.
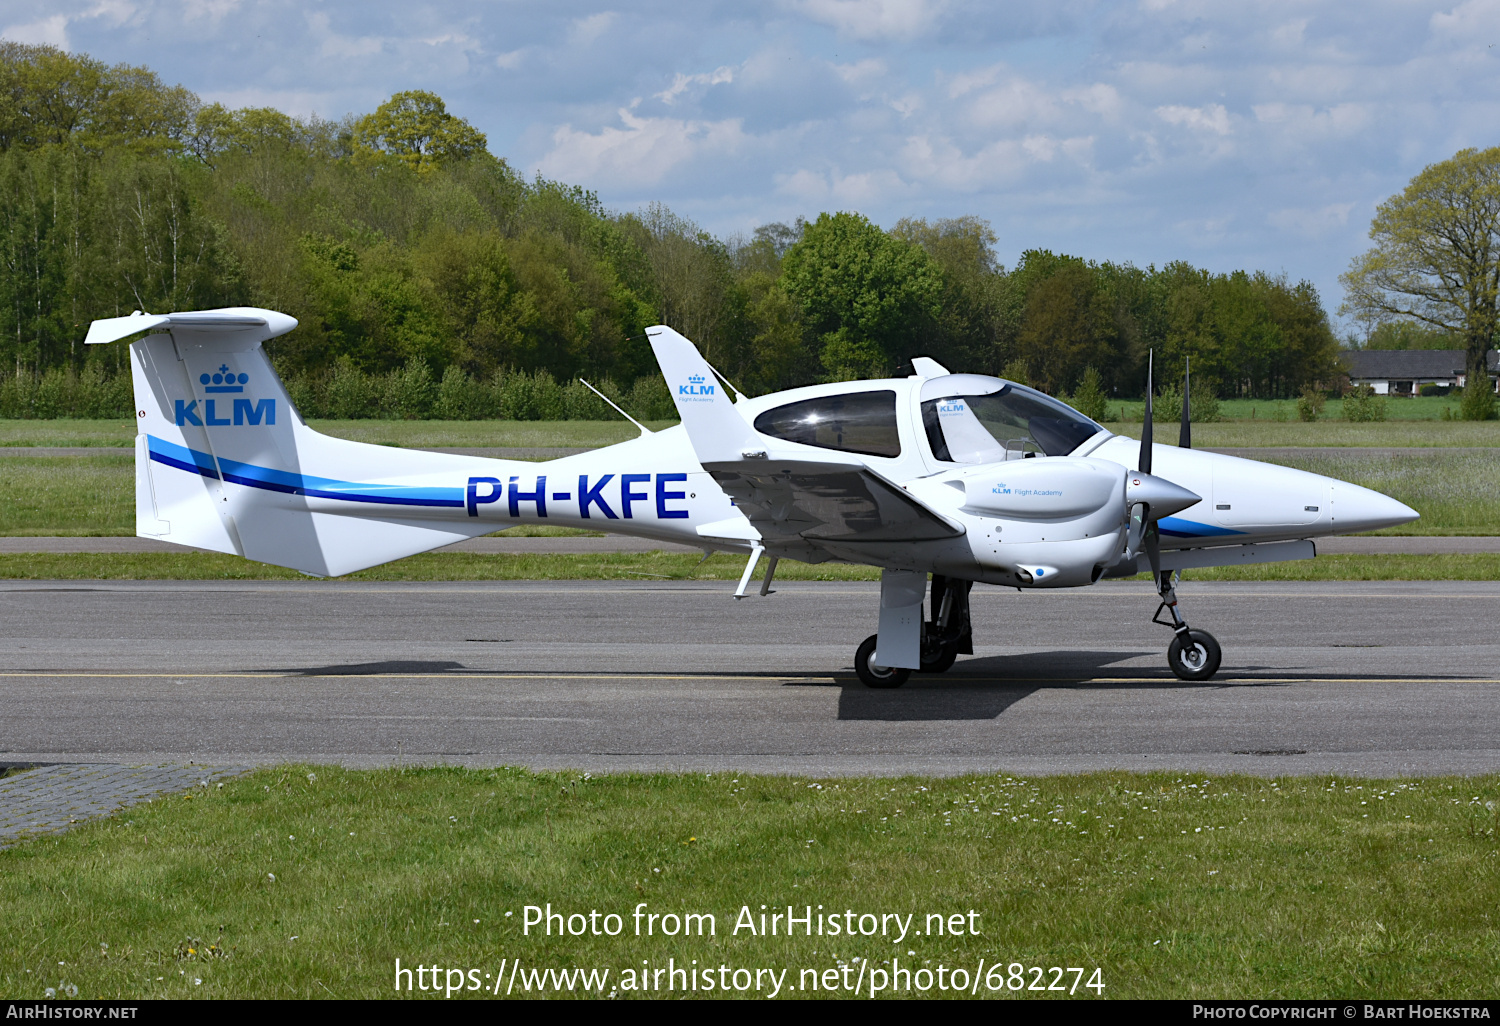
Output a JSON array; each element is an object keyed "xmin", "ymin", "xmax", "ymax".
[
  {"xmin": 580, "ymin": 379, "xmax": 653, "ymax": 437},
  {"xmin": 702, "ymin": 358, "xmax": 748, "ymax": 405},
  {"xmin": 1179, "ymin": 356, "xmax": 1191, "ymax": 450}
]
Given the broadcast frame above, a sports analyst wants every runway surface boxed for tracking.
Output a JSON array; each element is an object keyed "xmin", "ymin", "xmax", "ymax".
[{"xmin": 2, "ymin": 579, "xmax": 1498, "ymax": 777}]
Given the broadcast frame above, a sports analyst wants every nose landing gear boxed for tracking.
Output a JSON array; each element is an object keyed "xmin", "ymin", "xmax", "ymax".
[{"xmin": 1154, "ymin": 571, "xmax": 1221, "ymax": 681}]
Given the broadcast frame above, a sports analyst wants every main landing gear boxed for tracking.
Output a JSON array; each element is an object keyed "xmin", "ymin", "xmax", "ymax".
[
  {"xmin": 1154, "ymin": 570, "xmax": 1221, "ymax": 681},
  {"xmin": 855, "ymin": 575, "xmax": 972, "ymax": 688}
]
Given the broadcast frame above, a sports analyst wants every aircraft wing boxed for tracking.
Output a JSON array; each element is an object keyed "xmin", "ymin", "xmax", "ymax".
[{"xmin": 704, "ymin": 456, "xmax": 963, "ymax": 554}]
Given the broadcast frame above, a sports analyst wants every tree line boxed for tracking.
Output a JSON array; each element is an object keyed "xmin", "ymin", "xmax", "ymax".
[{"xmin": 0, "ymin": 42, "xmax": 1347, "ymax": 421}]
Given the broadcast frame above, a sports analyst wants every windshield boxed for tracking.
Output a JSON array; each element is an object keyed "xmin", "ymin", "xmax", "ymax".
[{"xmin": 919, "ymin": 375, "xmax": 1102, "ymax": 461}]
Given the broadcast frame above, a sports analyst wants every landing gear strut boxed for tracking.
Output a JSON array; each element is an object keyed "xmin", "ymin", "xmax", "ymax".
[
  {"xmin": 1153, "ymin": 570, "xmax": 1221, "ymax": 681},
  {"xmin": 920, "ymin": 574, "xmax": 972, "ymax": 674},
  {"xmin": 855, "ymin": 574, "xmax": 973, "ymax": 687}
]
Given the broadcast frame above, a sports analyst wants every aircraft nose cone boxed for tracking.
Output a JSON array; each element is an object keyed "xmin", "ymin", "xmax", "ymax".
[{"xmin": 1332, "ymin": 482, "xmax": 1419, "ymax": 533}]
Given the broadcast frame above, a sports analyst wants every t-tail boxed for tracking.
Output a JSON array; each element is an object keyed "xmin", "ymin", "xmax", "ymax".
[{"xmin": 89, "ymin": 308, "xmax": 526, "ymax": 577}]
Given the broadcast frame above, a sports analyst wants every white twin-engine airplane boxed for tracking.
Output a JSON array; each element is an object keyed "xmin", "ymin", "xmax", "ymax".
[{"xmin": 88, "ymin": 307, "xmax": 1418, "ymax": 685}]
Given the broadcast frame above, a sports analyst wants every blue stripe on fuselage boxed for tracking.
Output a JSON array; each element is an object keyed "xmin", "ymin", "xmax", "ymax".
[
  {"xmin": 1158, "ymin": 516, "xmax": 1245, "ymax": 538},
  {"xmin": 145, "ymin": 435, "xmax": 465, "ymax": 507}
]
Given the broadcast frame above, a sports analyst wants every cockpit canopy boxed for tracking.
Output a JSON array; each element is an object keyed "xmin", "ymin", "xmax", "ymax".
[
  {"xmin": 747, "ymin": 373, "xmax": 1104, "ymax": 464},
  {"xmin": 919, "ymin": 374, "xmax": 1102, "ymax": 462}
]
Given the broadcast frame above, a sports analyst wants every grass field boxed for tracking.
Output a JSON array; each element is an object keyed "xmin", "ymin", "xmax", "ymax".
[
  {"xmin": 1115, "ymin": 396, "xmax": 1467, "ymax": 423},
  {"xmin": 1110, "ymin": 420, "xmax": 1500, "ymax": 447},
  {"xmin": 0, "ymin": 551, "xmax": 1496, "ymax": 582},
  {"xmin": 1, "ymin": 765, "xmax": 1496, "ymax": 1000},
  {"xmin": 0, "ymin": 455, "xmax": 133, "ymax": 536}
]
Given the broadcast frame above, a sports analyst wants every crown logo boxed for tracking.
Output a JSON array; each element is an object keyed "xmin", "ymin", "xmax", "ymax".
[
  {"xmin": 688, "ymin": 374, "xmax": 706, "ymax": 385},
  {"xmin": 201, "ymin": 364, "xmax": 248, "ymax": 393}
]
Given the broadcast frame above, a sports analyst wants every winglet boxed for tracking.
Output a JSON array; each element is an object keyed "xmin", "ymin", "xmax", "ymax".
[{"xmin": 648, "ymin": 325, "xmax": 756, "ymax": 464}]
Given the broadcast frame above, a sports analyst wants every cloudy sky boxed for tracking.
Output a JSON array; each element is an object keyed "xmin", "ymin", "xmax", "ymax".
[{"xmin": 7, "ymin": 0, "xmax": 1500, "ymax": 322}]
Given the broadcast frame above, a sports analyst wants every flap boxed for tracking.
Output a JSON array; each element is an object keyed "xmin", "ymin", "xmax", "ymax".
[{"xmin": 704, "ymin": 457, "xmax": 964, "ymax": 551}]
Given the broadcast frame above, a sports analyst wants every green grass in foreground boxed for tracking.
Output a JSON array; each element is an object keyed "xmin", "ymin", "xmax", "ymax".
[
  {"xmin": 0, "ymin": 551, "xmax": 1495, "ymax": 581},
  {"xmin": 1, "ymin": 766, "xmax": 1497, "ymax": 999}
]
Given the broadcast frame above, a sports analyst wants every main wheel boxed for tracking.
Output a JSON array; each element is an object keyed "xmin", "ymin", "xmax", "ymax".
[
  {"xmin": 919, "ymin": 638, "xmax": 958, "ymax": 674},
  {"xmin": 855, "ymin": 634, "xmax": 911, "ymax": 688},
  {"xmin": 1167, "ymin": 629, "xmax": 1222, "ymax": 681}
]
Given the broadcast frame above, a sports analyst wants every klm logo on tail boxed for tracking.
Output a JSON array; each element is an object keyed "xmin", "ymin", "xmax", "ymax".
[
  {"xmin": 176, "ymin": 365, "xmax": 275, "ymax": 426},
  {"xmin": 678, "ymin": 373, "xmax": 715, "ymax": 401}
]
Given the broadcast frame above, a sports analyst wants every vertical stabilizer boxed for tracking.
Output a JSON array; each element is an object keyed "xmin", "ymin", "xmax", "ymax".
[{"xmin": 647, "ymin": 325, "xmax": 755, "ymax": 464}]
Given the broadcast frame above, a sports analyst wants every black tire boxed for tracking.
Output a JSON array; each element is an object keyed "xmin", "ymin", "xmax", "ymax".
[
  {"xmin": 1168, "ymin": 629, "xmax": 1222, "ymax": 681},
  {"xmin": 919, "ymin": 641, "xmax": 958, "ymax": 674},
  {"xmin": 855, "ymin": 634, "xmax": 911, "ymax": 688}
]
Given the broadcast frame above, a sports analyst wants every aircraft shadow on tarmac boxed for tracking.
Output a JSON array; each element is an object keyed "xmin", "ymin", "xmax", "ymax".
[
  {"xmin": 823, "ymin": 649, "xmax": 1261, "ymax": 721},
  {"xmin": 264, "ymin": 659, "xmax": 468, "ymax": 676}
]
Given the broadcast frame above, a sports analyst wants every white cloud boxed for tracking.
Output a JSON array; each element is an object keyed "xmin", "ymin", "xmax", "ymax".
[
  {"xmin": 569, "ymin": 12, "xmax": 616, "ymax": 46},
  {"xmin": 495, "ymin": 49, "xmax": 527, "ymax": 70},
  {"xmin": 1430, "ymin": 0, "xmax": 1500, "ymax": 44},
  {"xmin": 656, "ymin": 66, "xmax": 734, "ymax": 105},
  {"xmin": 182, "ymin": 0, "xmax": 238, "ymax": 22},
  {"xmin": 1156, "ymin": 103, "xmax": 1231, "ymax": 135},
  {"xmin": 2, "ymin": 14, "xmax": 70, "ymax": 47},
  {"xmin": 541, "ymin": 107, "xmax": 748, "ymax": 189},
  {"xmin": 833, "ymin": 58, "xmax": 886, "ymax": 86},
  {"xmin": 784, "ymin": 0, "xmax": 946, "ymax": 41},
  {"xmin": 774, "ymin": 165, "xmax": 910, "ymax": 206}
]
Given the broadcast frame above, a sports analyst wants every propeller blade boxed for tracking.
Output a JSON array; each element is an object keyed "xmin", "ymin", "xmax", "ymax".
[
  {"xmin": 1145, "ymin": 522, "xmax": 1162, "ymax": 582},
  {"xmin": 1139, "ymin": 350, "xmax": 1153, "ymax": 474},
  {"xmin": 1179, "ymin": 355, "xmax": 1191, "ymax": 449}
]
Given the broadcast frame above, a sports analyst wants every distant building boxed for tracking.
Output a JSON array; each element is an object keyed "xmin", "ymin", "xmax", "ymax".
[{"xmin": 1342, "ymin": 349, "xmax": 1499, "ymax": 395}]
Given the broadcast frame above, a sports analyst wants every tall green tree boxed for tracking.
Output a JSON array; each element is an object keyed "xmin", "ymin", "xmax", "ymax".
[
  {"xmin": 781, "ymin": 211, "xmax": 941, "ymax": 379},
  {"xmin": 353, "ymin": 91, "xmax": 486, "ymax": 172},
  {"xmin": 1341, "ymin": 147, "xmax": 1500, "ymax": 410}
]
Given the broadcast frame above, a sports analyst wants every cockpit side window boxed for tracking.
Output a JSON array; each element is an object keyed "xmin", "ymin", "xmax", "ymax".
[
  {"xmin": 753, "ymin": 390, "xmax": 901, "ymax": 458},
  {"xmin": 920, "ymin": 382, "xmax": 1101, "ymax": 461}
]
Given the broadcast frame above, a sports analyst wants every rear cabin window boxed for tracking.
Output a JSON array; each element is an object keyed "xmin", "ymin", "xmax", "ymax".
[{"xmin": 753, "ymin": 390, "xmax": 901, "ymax": 458}]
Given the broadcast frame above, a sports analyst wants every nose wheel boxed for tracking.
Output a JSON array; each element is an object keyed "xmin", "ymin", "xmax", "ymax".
[
  {"xmin": 1167, "ymin": 629, "xmax": 1221, "ymax": 681},
  {"xmin": 1153, "ymin": 571, "xmax": 1221, "ymax": 680}
]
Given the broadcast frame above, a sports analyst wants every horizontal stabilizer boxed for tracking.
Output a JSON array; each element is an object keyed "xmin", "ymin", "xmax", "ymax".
[{"xmin": 87, "ymin": 308, "xmax": 297, "ymax": 348}]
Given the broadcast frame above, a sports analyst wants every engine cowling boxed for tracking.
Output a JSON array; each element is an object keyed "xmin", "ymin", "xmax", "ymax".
[{"xmin": 956, "ymin": 457, "xmax": 1123, "ymax": 520}]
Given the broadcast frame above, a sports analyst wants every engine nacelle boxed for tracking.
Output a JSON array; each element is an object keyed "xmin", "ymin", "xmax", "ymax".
[
  {"xmin": 921, "ymin": 457, "xmax": 1131, "ymax": 586},
  {"xmin": 955, "ymin": 457, "xmax": 1124, "ymax": 522}
]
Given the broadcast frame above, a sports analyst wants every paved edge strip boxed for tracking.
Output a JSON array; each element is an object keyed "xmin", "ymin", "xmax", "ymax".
[{"xmin": 0, "ymin": 763, "xmax": 251, "ymax": 849}]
